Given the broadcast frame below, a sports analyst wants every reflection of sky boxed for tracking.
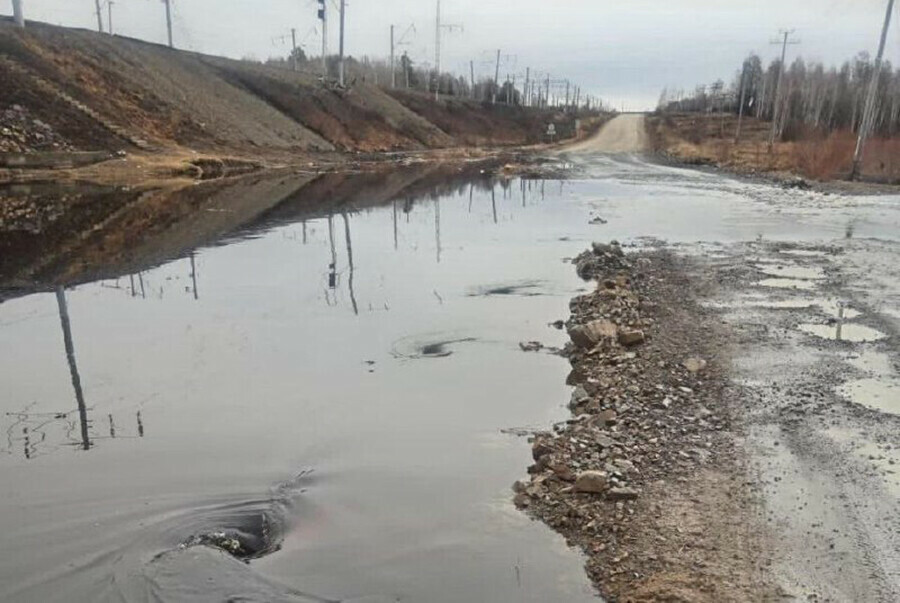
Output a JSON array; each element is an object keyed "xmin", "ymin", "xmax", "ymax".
[{"xmin": 12, "ymin": 1, "xmax": 900, "ymax": 110}]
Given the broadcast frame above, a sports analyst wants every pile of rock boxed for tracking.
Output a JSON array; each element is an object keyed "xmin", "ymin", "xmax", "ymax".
[
  {"xmin": 0, "ymin": 105, "xmax": 75, "ymax": 154},
  {"xmin": 514, "ymin": 241, "xmax": 730, "ymax": 593}
]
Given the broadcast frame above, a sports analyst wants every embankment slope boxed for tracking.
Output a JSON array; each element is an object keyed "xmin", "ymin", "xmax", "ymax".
[{"xmin": 0, "ymin": 18, "xmax": 584, "ymax": 161}]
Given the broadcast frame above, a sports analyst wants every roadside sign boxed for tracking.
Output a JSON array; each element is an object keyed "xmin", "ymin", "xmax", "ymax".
[{"xmin": 546, "ymin": 123, "xmax": 556, "ymax": 143}]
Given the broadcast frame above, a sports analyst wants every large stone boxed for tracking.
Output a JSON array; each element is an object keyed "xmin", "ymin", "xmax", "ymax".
[
  {"xmin": 574, "ymin": 470, "xmax": 609, "ymax": 494},
  {"xmin": 683, "ymin": 357, "xmax": 707, "ymax": 373},
  {"xmin": 569, "ymin": 319, "xmax": 618, "ymax": 349},
  {"xmin": 618, "ymin": 329, "xmax": 646, "ymax": 346},
  {"xmin": 531, "ymin": 437, "xmax": 553, "ymax": 461},
  {"xmin": 595, "ymin": 409, "xmax": 618, "ymax": 426},
  {"xmin": 607, "ymin": 487, "xmax": 639, "ymax": 501}
]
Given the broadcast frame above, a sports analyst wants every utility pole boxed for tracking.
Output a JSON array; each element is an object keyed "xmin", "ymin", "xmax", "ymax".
[
  {"xmin": 735, "ymin": 60, "xmax": 748, "ymax": 143},
  {"xmin": 470, "ymin": 60, "xmax": 475, "ymax": 99},
  {"xmin": 433, "ymin": 1, "xmax": 462, "ymax": 102},
  {"xmin": 404, "ymin": 51, "xmax": 410, "ymax": 88},
  {"xmin": 338, "ymin": 0, "xmax": 346, "ymax": 86},
  {"xmin": 318, "ymin": 0, "xmax": 327, "ymax": 76},
  {"xmin": 545, "ymin": 75, "xmax": 550, "ymax": 108},
  {"xmin": 108, "ymin": 0, "xmax": 113, "ymax": 35},
  {"xmin": 492, "ymin": 49, "xmax": 500, "ymax": 104},
  {"xmin": 291, "ymin": 28, "xmax": 298, "ymax": 71},
  {"xmin": 435, "ymin": 0, "xmax": 441, "ymax": 101},
  {"xmin": 164, "ymin": 0, "xmax": 173, "ymax": 48},
  {"xmin": 390, "ymin": 25, "xmax": 395, "ymax": 88},
  {"xmin": 94, "ymin": 0, "xmax": 104, "ymax": 33},
  {"xmin": 851, "ymin": 0, "xmax": 895, "ymax": 180},
  {"xmin": 768, "ymin": 29, "xmax": 798, "ymax": 150},
  {"xmin": 12, "ymin": 0, "xmax": 24, "ymax": 27},
  {"xmin": 524, "ymin": 67, "xmax": 531, "ymax": 107}
]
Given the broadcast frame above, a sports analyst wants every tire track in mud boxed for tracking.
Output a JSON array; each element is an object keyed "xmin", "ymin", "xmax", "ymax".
[{"xmin": 703, "ymin": 239, "xmax": 900, "ymax": 601}]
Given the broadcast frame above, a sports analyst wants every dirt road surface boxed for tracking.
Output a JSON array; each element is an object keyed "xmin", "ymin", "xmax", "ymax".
[{"xmin": 562, "ymin": 113, "xmax": 649, "ymax": 154}]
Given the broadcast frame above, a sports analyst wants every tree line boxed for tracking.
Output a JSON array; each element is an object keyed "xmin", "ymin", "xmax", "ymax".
[
  {"xmin": 260, "ymin": 50, "xmax": 606, "ymax": 111},
  {"xmin": 658, "ymin": 52, "xmax": 900, "ymax": 140}
]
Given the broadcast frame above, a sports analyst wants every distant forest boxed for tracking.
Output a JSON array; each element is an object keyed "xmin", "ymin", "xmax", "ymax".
[{"xmin": 658, "ymin": 52, "xmax": 900, "ymax": 140}]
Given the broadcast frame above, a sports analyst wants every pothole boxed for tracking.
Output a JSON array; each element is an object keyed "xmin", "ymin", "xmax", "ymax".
[
  {"xmin": 757, "ymin": 265, "xmax": 826, "ymax": 280},
  {"xmin": 757, "ymin": 278, "xmax": 818, "ymax": 291},
  {"xmin": 837, "ymin": 378, "xmax": 900, "ymax": 415},
  {"xmin": 798, "ymin": 323, "xmax": 887, "ymax": 343},
  {"xmin": 777, "ymin": 249, "xmax": 828, "ymax": 258}
]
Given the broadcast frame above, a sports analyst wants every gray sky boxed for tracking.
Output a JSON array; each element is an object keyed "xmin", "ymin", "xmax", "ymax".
[{"xmin": 8, "ymin": 1, "xmax": 900, "ymax": 109}]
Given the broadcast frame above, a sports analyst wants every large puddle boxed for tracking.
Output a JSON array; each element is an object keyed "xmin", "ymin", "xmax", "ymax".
[{"xmin": 3, "ymin": 157, "xmax": 900, "ymax": 602}]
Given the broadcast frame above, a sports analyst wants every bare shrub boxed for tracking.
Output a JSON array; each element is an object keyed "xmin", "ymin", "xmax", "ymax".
[{"xmin": 795, "ymin": 130, "xmax": 855, "ymax": 180}]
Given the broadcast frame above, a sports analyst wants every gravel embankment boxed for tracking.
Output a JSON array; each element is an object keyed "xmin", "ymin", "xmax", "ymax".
[{"xmin": 516, "ymin": 242, "xmax": 778, "ymax": 602}]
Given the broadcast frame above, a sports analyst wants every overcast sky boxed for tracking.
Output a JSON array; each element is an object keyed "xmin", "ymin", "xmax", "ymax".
[{"xmin": 7, "ymin": 1, "xmax": 900, "ymax": 109}]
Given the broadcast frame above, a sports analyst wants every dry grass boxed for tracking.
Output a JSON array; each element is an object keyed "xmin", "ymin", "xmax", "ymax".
[{"xmin": 651, "ymin": 113, "xmax": 900, "ymax": 183}]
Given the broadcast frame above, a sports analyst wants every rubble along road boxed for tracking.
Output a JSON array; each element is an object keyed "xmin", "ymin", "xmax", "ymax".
[
  {"xmin": 515, "ymin": 242, "xmax": 779, "ymax": 602},
  {"xmin": 517, "ymin": 232, "xmax": 900, "ymax": 601}
]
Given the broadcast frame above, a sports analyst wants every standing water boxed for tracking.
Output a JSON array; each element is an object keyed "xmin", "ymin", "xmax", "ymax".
[
  {"xmin": 0, "ymin": 172, "xmax": 601, "ymax": 602},
  {"xmin": 3, "ymin": 157, "xmax": 900, "ymax": 602}
]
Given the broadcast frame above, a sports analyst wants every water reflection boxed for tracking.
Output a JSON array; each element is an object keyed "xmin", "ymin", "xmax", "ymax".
[
  {"xmin": 2, "ymin": 288, "xmax": 147, "ymax": 460},
  {"xmin": 341, "ymin": 212, "xmax": 359, "ymax": 316},
  {"xmin": 55, "ymin": 287, "xmax": 90, "ymax": 451},
  {"xmin": 189, "ymin": 252, "xmax": 199, "ymax": 300}
]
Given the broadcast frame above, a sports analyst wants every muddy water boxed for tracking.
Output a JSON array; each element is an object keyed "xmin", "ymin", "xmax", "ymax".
[
  {"xmin": 3, "ymin": 157, "xmax": 900, "ymax": 602},
  {"xmin": 1, "ymin": 177, "xmax": 606, "ymax": 602}
]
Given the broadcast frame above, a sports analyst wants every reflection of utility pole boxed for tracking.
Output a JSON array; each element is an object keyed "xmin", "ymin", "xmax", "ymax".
[
  {"xmin": 189, "ymin": 252, "xmax": 198, "ymax": 300},
  {"xmin": 491, "ymin": 185, "xmax": 497, "ymax": 224},
  {"xmin": 138, "ymin": 273, "xmax": 146, "ymax": 298},
  {"xmin": 768, "ymin": 29, "xmax": 798, "ymax": 151},
  {"xmin": 55, "ymin": 288, "xmax": 90, "ymax": 451},
  {"xmin": 341, "ymin": 213, "xmax": 358, "ymax": 315},
  {"xmin": 327, "ymin": 215, "xmax": 337, "ymax": 290},
  {"xmin": 435, "ymin": 198, "xmax": 442, "ymax": 264},
  {"xmin": 851, "ymin": 0, "xmax": 895, "ymax": 180},
  {"xmin": 392, "ymin": 200, "xmax": 399, "ymax": 250},
  {"xmin": 129, "ymin": 274, "xmax": 136, "ymax": 297}
]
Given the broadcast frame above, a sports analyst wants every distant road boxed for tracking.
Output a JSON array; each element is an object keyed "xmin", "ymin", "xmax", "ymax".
[{"xmin": 562, "ymin": 113, "xmax": 648, "ymax": 154}]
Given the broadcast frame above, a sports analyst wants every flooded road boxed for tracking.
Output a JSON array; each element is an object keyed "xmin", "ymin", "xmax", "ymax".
[{"xmin": 2, "ymin": 155, "xmax": 900, "ymax": 601}]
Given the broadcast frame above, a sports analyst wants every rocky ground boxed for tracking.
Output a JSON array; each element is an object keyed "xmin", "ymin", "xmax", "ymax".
[
  {"xmin": 516, "ymin": 224, "xmax": 900, "ymax": 602},
  {"xmin": 515, "ymin": 241, "xmax": 780, "ymax": 602},
  {"xmin": 0, "ymin": 104, "xmax": 75, "ymax": 153}
]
